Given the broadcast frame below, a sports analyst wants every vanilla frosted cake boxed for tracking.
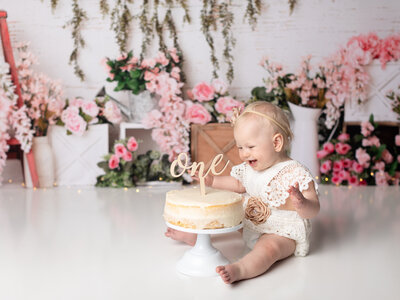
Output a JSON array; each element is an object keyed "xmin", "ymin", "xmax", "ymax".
[{"xmin": 164, "ymin": 187, "xmax": 244, "ymax": 229}]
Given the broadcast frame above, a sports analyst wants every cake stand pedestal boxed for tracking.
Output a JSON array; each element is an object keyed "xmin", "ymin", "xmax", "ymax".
[{"xmin": 166, "ymin": 222, "xmax": 243, "ymax": 277}]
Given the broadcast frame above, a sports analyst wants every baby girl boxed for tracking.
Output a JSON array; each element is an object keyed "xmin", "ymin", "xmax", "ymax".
[{"xmin": 165, "ymin": 101, "xmax": 320, "ymax": 284}]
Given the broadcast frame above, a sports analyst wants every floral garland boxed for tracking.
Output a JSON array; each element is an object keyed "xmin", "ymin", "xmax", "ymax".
[{"xmin": 0, "ymin": 63, "xmax": 19, "ymax": 185}]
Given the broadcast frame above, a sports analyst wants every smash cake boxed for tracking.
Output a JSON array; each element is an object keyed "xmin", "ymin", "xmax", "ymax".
[{"xmin": 164, "ymin": 187, "xmax": 244, "ymax": 229}]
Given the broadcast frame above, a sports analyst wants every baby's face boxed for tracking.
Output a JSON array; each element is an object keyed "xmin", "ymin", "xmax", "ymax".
[{"xmin": 234, "ymin": 118, "xmax": 280, "ymax": 171}]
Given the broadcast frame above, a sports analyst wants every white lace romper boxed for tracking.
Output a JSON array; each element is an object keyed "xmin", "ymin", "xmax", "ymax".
[{"xmin": 231, "ymin": 160, "xmax": 318, "ymax": 257}]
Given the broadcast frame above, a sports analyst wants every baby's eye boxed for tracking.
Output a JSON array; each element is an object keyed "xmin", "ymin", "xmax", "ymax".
[{"xmin": 248, "ymin": 146, "xmax": 255, "ymax": 149}]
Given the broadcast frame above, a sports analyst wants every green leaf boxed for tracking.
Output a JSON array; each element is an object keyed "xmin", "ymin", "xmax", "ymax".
[
  {"xmin": 389, "ymin": 160, "xmax": 398, "ymax": 176},
  {"xmin": 114, "ymin": 81, "xmax": 126, "ymax": 91},
  {"xmin": 97, "ymin": 161, "xmax": 110, "ymax": 172},
  {"xmin": 130, "ymin": 69, "xmax": 142, "ymax": 79},
  {"xmin": 375, "ymin": 144, "xmax": 386, "ymax": 160},
  {"xmin": 127, "ymin": 80, "xmax": 139, "ymax": 91}
]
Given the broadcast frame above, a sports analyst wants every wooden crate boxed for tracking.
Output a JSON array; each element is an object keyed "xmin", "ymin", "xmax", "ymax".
[{"xmin": 190, "ymin": 123, "xmax": 241, "ymax": 176}]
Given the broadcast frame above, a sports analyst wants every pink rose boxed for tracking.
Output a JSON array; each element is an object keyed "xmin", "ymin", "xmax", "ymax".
[
  {"xmin": 156, "ymin": 52, "xmax": 169, "ymax": 66},
  {"xmin": 82, "ymin": 101, "xmax": 99, "ymax": 118},
  {"xmin": 169, "ymin": 48, "xmax": 180, "ymax": 63},
  {"xmin": 320, "ymin": 160, "xmax": 332, "ymax": 174},
  {"xmin": 211, "ymin": 78, "xmax": 228, "ymax": 95},
  {"xmin": 122, "ymin": 151, "xmax": 132, "ymax": 162},
  {"xmin": 349, "ymin": 175, "xmax": 359, "ymax": 186},
  {"xmin": 192, "ymin": 82, "xmax": 215, "ymax": 102},
  {"xmin": 114, "ymin": 143, "xmax": 127, "ymax": 158},
  {"xmin": 69, "ymin": 97, "xmax": 84, "ymax": 108},
  {"xmin": 338, "ymin": 170, "xmax": 350, "ymax": 181},
  {"xmin": 331, "ymin": 175, "xmax": 342, "ymax": 185},
  {"xmin": 323, "ymin": 142, "xmax": 335, "ymax": 154},
  {"xmin": 317, "ymin": 150, "xmax": 329, "ymax": 159},
  {"xmin": 108, "ymin": 154, "xmax": 119, "ymax": 169},
  {"xmin": 382, "ymin": 149, "xmax": 393, "ymax": 164},
  {"xmin": 335, "ymin": 143, "xmax": 351, "ymax": 155},
  {"xmin": 103, "ymin": 101, "xmax": 122, "ymax": 124},
  {"xmin": 61, "ymin": 107, "xmax": 87, "ymax": 136},
  {"xmin": 362, "ymin": 136, "xmax": 380, "ymax": 147},
  {"xmin": 337, "ymin": 133, "xmax": 350, "ymax": 142},
  {"xmin": 185, "ymin": 103, "xmax": 212, "ymax": 125},
  {"xmin": 361, "ymin": 121, "xmax": 374, "ymax": 137},
  {"xmin": 375, "ymin": 170, "xmax": 388, "ymax": 186},
  {"xmin": 356, "ymin": 148, "xmax": 371, "ymax": 168},
  {"xmin": 215, "ymin": 97, "xmax": 244, "ymax": 119},
  {"xmin": 396, "ymin": 135, "xmax": 400, "ymax": 146},
  {"xmin": 343, "ymin": 158, "xmax": 353, "ymax": 169},
  {"xmin": 373, "ymin": 161, "xmax": 385, "ymax": 171},
  {"xmin": 127, "ymin": 137, "xmax": 138, "ymax": 152},
  {"xmin": 352, "ymin": 161, "xmax": 364, "ymax": 174},
  {"xmin": 141, "ymin": 58, "xmax": 156, "ymax": 69},
  {"xmin": 333, "ymin": 160, "xmax": 344, "ymax": 172}
]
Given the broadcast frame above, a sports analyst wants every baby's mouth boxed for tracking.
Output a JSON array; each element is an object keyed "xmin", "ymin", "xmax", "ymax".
[{"xmin": 248, "ymin": 159, "xmax": 257, "ymax": 167}]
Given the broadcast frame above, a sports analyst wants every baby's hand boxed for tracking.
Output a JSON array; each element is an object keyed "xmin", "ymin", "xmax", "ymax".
[
  {"xmin": 190, "ymin": 170, "xmax": 214, "ymax": 187},
  {"xmin": 288, "ymin": 182, "xmax": 305, "ymax": 211}
]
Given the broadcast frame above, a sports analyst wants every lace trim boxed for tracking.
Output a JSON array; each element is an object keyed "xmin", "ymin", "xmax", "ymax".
[
  {"xmin": 230, "ymin": 162, "xmax": 246, "ymax": 183},
  {"xmin": 263, "ymin": 161, "xmax": 317, "ymax": 208}
]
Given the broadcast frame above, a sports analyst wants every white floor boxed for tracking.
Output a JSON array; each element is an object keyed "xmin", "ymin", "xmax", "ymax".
[{"xmin": 0, "ymin": 182, "xmax": 399, "ymax": 300}]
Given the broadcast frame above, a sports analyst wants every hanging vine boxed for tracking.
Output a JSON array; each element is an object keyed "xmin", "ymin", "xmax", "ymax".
[
  {"xmin": 99, "ymin": 0, "xmax": 110, "ymax": 18},
  {"xmin": 110, "ymin": 0, "xmax": 133, "ymax": 53},
  {"xmin": 201, "ymin": 0, "xmax": 219, "ymax": 79},
  {"xmin": 288, "ymin": 0, "xmax": 297, "ymax": 15},
  {"xmin": 219, "ymin": 2, "xmax": 235, "ymax": 82},
  {"xmin": 64, "ymin": 0, "xmax": 88, "ymax": 81},
  {"xmin": 244, "ymin": 0, "xmax": 261, "ymax": 30}
]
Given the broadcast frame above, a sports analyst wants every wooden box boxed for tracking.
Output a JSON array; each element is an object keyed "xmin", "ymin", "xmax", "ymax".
[{"xmin": 190, "ymin": 123, "xmax": 241, "ymax": 176}]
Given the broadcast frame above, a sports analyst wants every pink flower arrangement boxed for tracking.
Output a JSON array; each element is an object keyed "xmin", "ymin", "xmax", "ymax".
[
  {"xmin": 58, "ymin": 96, "xmax": 122, "ymax": 136},
  {"xmin": 185, "ymin": 79, "xmax": 244, "ymax": 124},
  {"xmin": 96, "ymin": 136, "xmax": 139, "ymax": 188},
  {"xmin": 318, "ymin": 114, "xmax": 400, "ymax": 186}
]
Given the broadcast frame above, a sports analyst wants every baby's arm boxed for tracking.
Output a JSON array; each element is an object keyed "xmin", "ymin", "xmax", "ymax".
[
  {"xmin": 288, "ymin": 181, "xmax": 320, "ymax": 219},
  {"xmin": 192, "ymin": 172, "xmax": 246, "ymax": 193}
]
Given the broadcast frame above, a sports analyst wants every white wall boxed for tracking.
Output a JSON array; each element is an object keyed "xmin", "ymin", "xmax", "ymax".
[{"xmin": 3, "ymin": 0, "xmax": 399, "ymax": 103}]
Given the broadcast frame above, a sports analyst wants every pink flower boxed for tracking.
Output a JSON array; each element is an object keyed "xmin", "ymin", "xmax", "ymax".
[
  {"xmin": 343, "ymin": 158, "xmax": 353, "ymax": 169},
  {"xmin": 211, "ymin": 79, "xmax": 228, "ymax": 95},
  {"xmin": 396, "ymin": 135, "xmax": 400, "ymax": 146},
  {"xmin": 127, "ymin": 137, "xmax": 138, "ymax": 152},
  {"xmin": 69, "ymin": 97, "xmax": 84, "ymax": 108},
  {"xmin": 215, "ymin": 97, "xmax": 244, "ymax": 119},
  {"xmin": 352, "ymin": 161, "xmax": 364, "ymax": 174},
  {"xmin": 141, "ymin": 58, "xmax": 156, "ymax": 69},
  {"xmin": 317, "ymin": 150, "xmax": 329, "ymax": 159},
  {"xmin": 82, "ymin": 101, "xmax": 99, "ymax": 118},
  {"xmin": 335, "ymin": 143, "xmax": 351, "ymax": 155},
  {"xmin": 192, "ymin": 82, "xmax": 215, "ymax": 102},
  {"xmin": 361, "ymin": 121, "xmax": 374, "ymax": 137},
  {"xmin": 382, "ymin": 149, "xmax": 393, "ymax": 164},
  {"xmin": 103, "ymin": 101, "xmax": 122, "ymax": 124},
  {"xmin": 337, "ymin": 133, "xmax": 350, "ymax": 142},
  {"xmin": 349, "ymin": 175, "xmax": 358, "ymax": 186},
  {"xmin": 155, "ymin": 52, "xmax": 169, "ymax": 66},
  {"xmin": 373, "ymin": 161, "xmax": 385, "ymax": 171},
  {"xmin": 114, "ymin": 143, "xmax": 127, "ymax": 158},
  {"xmin": 186, "ymin": 89, "xmax": 194, "ymax": 100},
  {"xmin": 108, "ymin": 154, "xmax": 119, "ymax": 169},
  {"xmin": 356, "ymin": 148, "xmax": 371, "ymax": 168},
  {"xmin": 323, "ymin": 142, "xmax": 335, "ymax": 154},
  {"xmin": 375, "ymin": 171, "xmax": 388, "ymax": 186},
  {"xmin": 331, "ymin": 175, "xmax": 342, "ymax": 185},
  {"xmin": 333, "ymin": 160, "xmax": 344, "ymax": 172},
  {"xmin": 338, "ymin": 170, "xmax": 350, "ymax": 181},
  {"xmin": 362, "ymin": 136, "xmax": 380, "ymax": 147},
  {"xmin": 122, "ymin": 151, "xmax": 132, "ymax": 162},
  {"xmin": 169, "ymin": 48, "xmax": 180, "ymax": 63},
  {"xmin": 185, "ymin": 103, "xmax": 212, "ymax": 125},
  {"xmin": 61, "ymin": 106, "xmax": 87, "ymax": 136},
  {"xmin": 320, "ymin": 160, "xmax": 332, "ymax": 174}
]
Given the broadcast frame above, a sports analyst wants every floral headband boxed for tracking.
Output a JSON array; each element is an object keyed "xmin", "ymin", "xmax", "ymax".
[{"xmin": 230, "ymin": 107, "xmax": 289, "ymax": 136}]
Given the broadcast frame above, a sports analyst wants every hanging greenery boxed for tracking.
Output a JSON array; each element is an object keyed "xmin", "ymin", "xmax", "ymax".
[
  {"xmin": 219, "ymin": 2, "xmax": 235, "ymax": 83},
  {"xmin": 244, "ymin": 0, "xmax": 261, "ymax": 30},
  {"xmin": 99, "ymin": 0, "xmax": 110, "ymax": 18},
  {"xmin": 110, "ymin": 0, "xmax": 133, "ymax": 54},
  {"xmin": 64, "ymin": 0, "xmax": 88, "ymax": 81},
  {"xmin": 201, "ymin": 0, "xmax": 219, "ymax": 79},
  {"xmin": 289, "ymin": 0, "xmax": 297, "ymax": 15}
]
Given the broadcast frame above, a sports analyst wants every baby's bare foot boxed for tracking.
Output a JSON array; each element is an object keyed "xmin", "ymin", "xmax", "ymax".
[
  {"xmin": 165, "ymin": 227, "xmax": 197, "ymax": 246},
  {"xmin": 216, "ymin": 264, "xmax": 241, "ymax": 284}
]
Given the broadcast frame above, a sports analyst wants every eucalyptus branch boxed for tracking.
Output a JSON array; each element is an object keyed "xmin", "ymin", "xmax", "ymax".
[
  {"xmin": 110, "ymin": 0, "xmax": 133, "ymax": 53},
  {"xmin": 51, "ymin": 0, "xmax": 59, "ymax": 11},
  {"xmin": 219, "ymin": 2, "xmax": 235, "ymax": 83},
  {"xmin": 99, "ymin": 0, "xmax": 110, "ymax": 18},
  {"xmin": 244, "ymin": 0, "xmax": 261, "ymax": 30},
  {"xmin": 176, "ymin": 0, "xmax": 191, "ymax": 24},
  {"xmin": 64, "ymin": 0, "xmax": 88, "ymax": 81},
  {"xmin": 201, "ymin": 0, "xmax": 219, "ymax": 79},
  {"xmin": 153, "ymin": 0, "xmax": 168, "ymax": 53},
  {"xmin": 289, "ymin": 0, "xmax": 297, "ymax": 15}
]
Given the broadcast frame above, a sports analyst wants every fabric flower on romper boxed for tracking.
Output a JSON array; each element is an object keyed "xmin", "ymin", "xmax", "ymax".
[{"xmin": 245, "ymin": 197, "xmax": 271, "ymax": 225}]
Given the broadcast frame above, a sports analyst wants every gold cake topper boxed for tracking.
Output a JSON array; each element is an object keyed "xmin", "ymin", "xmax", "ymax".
[{"xmin": 170, "ymin": 153, "xmax": 229, "ymax": 196}]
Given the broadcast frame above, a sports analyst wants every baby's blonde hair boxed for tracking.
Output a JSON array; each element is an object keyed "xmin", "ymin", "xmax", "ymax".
[{"xmin": 234, "ymin": 101, "xmax": 293, "ymax": 151}]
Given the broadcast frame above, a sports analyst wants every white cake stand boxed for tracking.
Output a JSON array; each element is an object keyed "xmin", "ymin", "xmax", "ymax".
[{"xmin": 166, "ymin": 222, "xmax": 243, "ymax": 277}]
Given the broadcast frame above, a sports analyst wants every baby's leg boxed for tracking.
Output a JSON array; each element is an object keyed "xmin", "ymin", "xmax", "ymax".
[
  {"xmin": 164, "ymin": 227, "xmax": 197, "ymax": 246},
  {"xmin": 216, "ymin": 233, "xmax": 295, "ymax": 284}
]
